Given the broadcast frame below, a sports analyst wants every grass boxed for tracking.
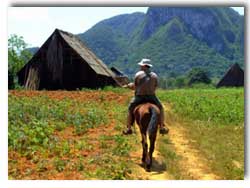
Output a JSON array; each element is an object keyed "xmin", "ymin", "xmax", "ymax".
[
  {"xmin": 184, "ymin": 120, "xmax": 244, "ymax": 179},
  {"xmin": 158, "ymin": 136, "xmax": 184, "ymax": 179},
  {"xmin": 158, "ymin": 87, "xmax": 244, "ymax": 179},
  {"xmin": 102, "ymin": 85, "xmax": 129, "ymax": 93}
]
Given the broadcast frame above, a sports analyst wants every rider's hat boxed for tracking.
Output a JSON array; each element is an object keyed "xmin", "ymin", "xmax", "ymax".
[{"xmin": 138, "ymin": 58, "xmax": 153, "ymax": 68}]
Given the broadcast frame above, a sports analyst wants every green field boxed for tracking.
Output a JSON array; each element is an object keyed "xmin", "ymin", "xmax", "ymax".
[
  {"xmin": 158, "ymin": 87, "xmax": 244, "ymax": 179},
  {"xmin": 158, "ymin": 88, "xmax": 244, "ymax": 126},
  {"xmin": 8, "ymin": 87, "xmax": 244, "ymax": 179}
]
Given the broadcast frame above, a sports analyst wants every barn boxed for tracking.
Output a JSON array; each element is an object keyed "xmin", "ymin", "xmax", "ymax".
[
  {"xmin": 216, "ymin": 63, "xmax": 244, "ymax": 88},
  {"xmin": 17, "ymin": 29, "xmax": 120, "ymax": 90},
  {"xmin": 110, "ymin": 67, "xmax": 129, "ymax": 86}
]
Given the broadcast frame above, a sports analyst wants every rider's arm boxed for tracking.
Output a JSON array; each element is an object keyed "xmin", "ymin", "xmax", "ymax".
[
  {"xmin": 153, "ymin": 73, "xmax": 158, "ymax": 89},
  {"xmin": 122, "ymin": 82, "xmax": 135, "ymax": 90},
  {"xmin": 128, "ymin": 83, "xmax": 135, "ymax": 90},
  {"xmin": 122, "ymin": 71, "xmax": 141, "ymax": 90}
]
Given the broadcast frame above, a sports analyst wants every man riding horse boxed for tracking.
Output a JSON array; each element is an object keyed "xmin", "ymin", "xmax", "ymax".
[{"xmin": 122, "ymin": 58, "xmax": 169, "ymax": 135}]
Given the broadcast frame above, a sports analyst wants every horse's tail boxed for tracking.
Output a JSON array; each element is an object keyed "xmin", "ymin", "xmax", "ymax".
[{"xmin": 147, "ymin": 106, "xmax": 158, "ymax": 135}]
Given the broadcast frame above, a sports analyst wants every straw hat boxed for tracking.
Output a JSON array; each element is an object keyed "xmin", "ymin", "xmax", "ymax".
[{"xmin": 138, "ymin": 58, "xmax": 153, "ymax": 67}]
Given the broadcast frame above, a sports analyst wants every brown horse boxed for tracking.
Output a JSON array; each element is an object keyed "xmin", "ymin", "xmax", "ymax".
[{"xmin": 133, "ymin": 102, "xmax": 160, "ymax": 172}]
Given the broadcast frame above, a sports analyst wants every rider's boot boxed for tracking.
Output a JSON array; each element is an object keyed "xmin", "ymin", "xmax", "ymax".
[
  {"xmin": 123, "ymin": 111, "xmax": 134, "ymax": 135},
  {"xmin": 159, "ymin": 109, "xmax": 169, "ymax": 135}
]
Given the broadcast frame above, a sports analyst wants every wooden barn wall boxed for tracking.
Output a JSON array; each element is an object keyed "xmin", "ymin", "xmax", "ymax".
[
  {"xmin": 19, "ymin": 31, "xmax": 117, "ymax": 90},
  {"xmin": 21, "ymin": 54, "xmax": 45, "ymax": 90},
  {"xmin": 58, "ymin": 35, "xmax": 117, "ymax": 89},
  {"xmin": 24, "ymin": 62, "xmax": 41, "ymax": 90},
  {"xmin": 46, "ymin": 34, "xmax": 64, "ymax": 88},
  {"xmin": 60, "ymin": 37, "xmax": 101, "ymax": 90}
]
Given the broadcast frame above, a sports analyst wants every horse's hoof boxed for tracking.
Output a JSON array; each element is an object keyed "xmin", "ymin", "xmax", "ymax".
[
  {"xmin": 146, "ymin": 166, "xmax": 151, "ymax": 172},
  {"xmin": 122, "ymin": 129, "xmax": 133, "ymax": 135},
  {"xmin": 141, "ymin": 157, "xmax": 146, "ymax": 163}
]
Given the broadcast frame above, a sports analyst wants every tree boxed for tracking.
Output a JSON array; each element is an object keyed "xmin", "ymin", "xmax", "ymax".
[
  {"xmin": 8, "ymin": 34, "xmax": 32, "ymax": 89},
  {"xmin": 187, "ymin": 68, "xmax": 211, "ymax": 86},
  {"xmin": 159, "ymin": 77, "xmax": 168, "ymax": 89},
  {"xmin": 175, "ymin": 76, "xmax": 186, "ymax": 88},
  {"xmin": 8, "ymin": 70, "xmax": 14, "ymax": 89}
]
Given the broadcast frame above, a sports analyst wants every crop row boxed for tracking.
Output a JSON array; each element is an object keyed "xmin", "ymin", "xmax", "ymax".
[{"xmin": 157, "ymin": 88, "xmax": 244, "ymax": 126}]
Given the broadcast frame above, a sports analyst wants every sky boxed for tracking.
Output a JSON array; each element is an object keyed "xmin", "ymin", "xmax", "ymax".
[{"xmin": 8, "ymin": 7, "xmax": 244, "ymax": 47}]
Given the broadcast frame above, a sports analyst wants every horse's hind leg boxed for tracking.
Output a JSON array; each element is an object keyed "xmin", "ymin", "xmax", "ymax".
[
  {"xmin": 144, "ymin": 140, "xmax": 151, "ymax": 172},
  {"xmin": 143, "ymin": 132, "xmax": 153, "ymax": 172},
  {"xmin": 141, "ymin": 133, "xmax": 147, "ymax": 163},
  {"xmin": 148, "ymin": 132, "xmax": 157, "ymax": 168}
]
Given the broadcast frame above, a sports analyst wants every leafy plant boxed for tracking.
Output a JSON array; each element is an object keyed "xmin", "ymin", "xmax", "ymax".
[
  {"xmin": 113, "ymin": 135, "xmax": 131, "ymax": 156},
  {"xmin": 53, "ymin": 158, "xmax": 67, "ymax": 172},
  {"xmin": 157, "ymin": 88, "xmax": 244, "ymax": 126}
]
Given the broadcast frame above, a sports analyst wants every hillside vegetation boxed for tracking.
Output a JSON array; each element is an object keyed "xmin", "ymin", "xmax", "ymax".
[{"xmin": 79, "ymin": 7, "xmax": 244, "ymax": 79}]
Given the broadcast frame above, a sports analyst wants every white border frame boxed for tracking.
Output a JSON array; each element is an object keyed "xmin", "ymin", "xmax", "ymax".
[{"xmin": 1, "ymin": 1, "xmax": 249, "ymax": 188}]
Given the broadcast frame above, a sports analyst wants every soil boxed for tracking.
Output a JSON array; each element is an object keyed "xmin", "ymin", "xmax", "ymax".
[
  {"xmin": 9, "ymin": 90, "xmax": 220, "ymax": 180},
  {"xmin": 9, "ymin": 90, "xmax": 131, "ymax": 104}
]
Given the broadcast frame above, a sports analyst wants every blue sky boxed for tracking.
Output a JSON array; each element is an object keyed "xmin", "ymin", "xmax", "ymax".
[{"xmin": 8, "ymin": 7, "xmax": 244, "ymax": 47}]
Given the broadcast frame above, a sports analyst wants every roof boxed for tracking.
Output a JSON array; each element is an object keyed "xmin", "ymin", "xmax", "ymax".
[
  {"xmin": 111, "ymin": 67, "xmax": 126, "ymax": 76},
  {"xmin": 57, "ymin": 29, "xmax": 116, "ymax": 77},
  {"xmin": 217, "ymin": 63, "xmax": 244, "ymax": 87}
]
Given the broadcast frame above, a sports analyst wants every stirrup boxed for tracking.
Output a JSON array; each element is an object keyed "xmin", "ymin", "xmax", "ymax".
[{"xmin": 122, "ymin": 129, "xmax": 133, "ymax": 135}]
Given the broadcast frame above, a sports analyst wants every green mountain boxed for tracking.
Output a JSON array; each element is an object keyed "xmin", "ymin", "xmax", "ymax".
[
  {"xmin": 78, "ymin": 7, "xmax": 244, "ymax": 79},
  {"xmin": 78, "ymin": 12, "xmax": 145, "ymax": 67},
  {"xmin": 27, "ymin": 47, "xmax": 39, "ymax": 54}
]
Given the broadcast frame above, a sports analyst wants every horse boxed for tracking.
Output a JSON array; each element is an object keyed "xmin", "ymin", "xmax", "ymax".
[{"xmin": 133, "ymin": 102, "xmax": 160, "ymax": 172}]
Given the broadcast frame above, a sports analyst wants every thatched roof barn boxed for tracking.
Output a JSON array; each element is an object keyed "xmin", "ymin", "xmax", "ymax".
[
  {"xmin": 110, "ymin": 67, "xmax": 129, "ymax": 86},
  {"xmin": 17, "ymin": 29, "xmax": 120, "ymax": 90},
  {"xmin": 216, "ymin": 63, "xmax": 244, "ymax": 88}
]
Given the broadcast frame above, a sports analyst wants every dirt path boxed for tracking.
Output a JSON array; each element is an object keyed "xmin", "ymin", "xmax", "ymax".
[
  {"xmin": 164, "ymin": 104, "xmax": 220, "ymax": 180},
  {"xmin": 130, "ymin": 104, "xmax": 220, "ymax": 180}
]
